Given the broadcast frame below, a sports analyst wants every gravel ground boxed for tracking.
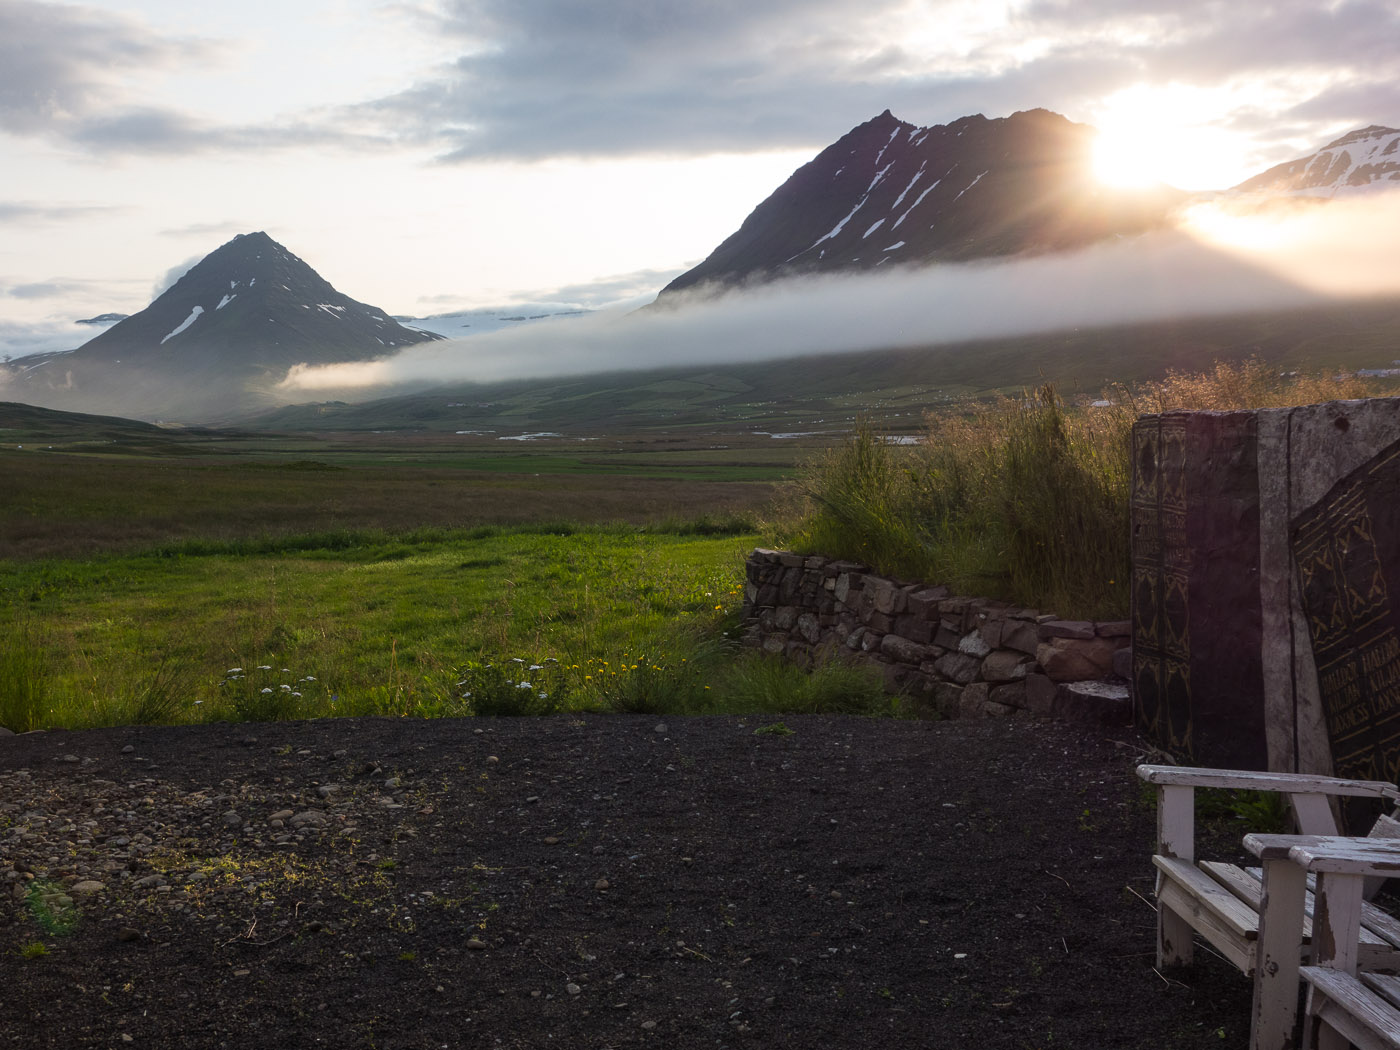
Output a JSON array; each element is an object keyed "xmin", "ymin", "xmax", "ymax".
[{"xmin": 0, "ymin": 715, "xmax": 1252, "ymax": 1049}]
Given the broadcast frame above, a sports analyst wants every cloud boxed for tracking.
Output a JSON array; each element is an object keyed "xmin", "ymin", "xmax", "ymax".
[
  {"xmin": 65, "ymin": 108, "xmax": 390, "ymax": 156},
  {"xmin": 0, "ymin": 200, "xmax": 125, "ymax": 224},
  {"xmin": 349, "ymin": 0, "xmax": 1398, "ymax": 172},
  {"xmin": 151, "ymin": 256, "xmax": 204, "ymax": 299},
  {"xmin": 6, "ymin": 281, "xmax": 82, "ymax": 300},
  {"xmin": 0, "ymin": 0, "xmax": 209, "ymax": 134},
  {"xmin": 0, "ymin": 2, "xmax": 382, "ymax": 156},
  {"xmin": 0, "ymin": 317, "xmax": 102, "ymax": 360},
  {"xmin": 280, "ymin": 192, "xmax": 1400, "ymax": 397},
  {"xmin": 158, "ymin": 220, "xmax": 259, "ymax": 238}
]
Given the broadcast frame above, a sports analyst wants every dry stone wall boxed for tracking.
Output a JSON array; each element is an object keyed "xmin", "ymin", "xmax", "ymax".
[{"xmin": 742, "ymin": 549, "xmax": 1132, "ymax": 724}]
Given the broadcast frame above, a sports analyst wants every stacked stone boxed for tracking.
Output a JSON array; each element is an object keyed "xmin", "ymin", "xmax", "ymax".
[{"xmin": 742, "ymin": 549, "xmax": 1131, "ymax": 724}]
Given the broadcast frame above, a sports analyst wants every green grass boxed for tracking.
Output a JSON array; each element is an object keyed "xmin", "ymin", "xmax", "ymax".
[
  {"xmin": 0, "ymin": 525, "xmax": 766, "ymax": 729},
  {"xmin": 0, "ymin": 517, "xmax": 914, "ymax": 730},
  {"xmin": 0, "ymin": 619, "xmax": 49, "ymax": 733}
]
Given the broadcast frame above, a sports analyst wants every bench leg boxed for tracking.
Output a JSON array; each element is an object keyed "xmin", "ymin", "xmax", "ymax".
[
  {"xmin": 1158, "ymin": 899, "xmax": 1195, "ymax": 967},
  {"xmin": 1251, "ymin": 859, "xmax": 1307, "ymax": 1050},
  {"xmin": 1157, "ymin": 784, "xmax": 1196, "ymax": 968}
]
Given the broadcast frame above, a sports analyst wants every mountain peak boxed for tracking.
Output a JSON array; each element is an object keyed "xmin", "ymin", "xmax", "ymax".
[
  {"xmin": 657, "ymin": 107, "xmax": 1179, "ymax": 298},
  {"xmin": 11, "ymin": 233, "xmax": 439, "ymax": 420},
  {"xmin": 1323, "ymin": 125, "xmax": 1400, "ymax": 150},
  {"xmin": 1232, "ymin": 125, "xmax": 1400, "ymax": 197}
]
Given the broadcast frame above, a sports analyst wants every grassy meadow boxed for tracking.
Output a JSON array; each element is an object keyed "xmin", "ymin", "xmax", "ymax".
[{"xmin": 0, "ymin": 423, "xmax": 889, "ymax": 732}]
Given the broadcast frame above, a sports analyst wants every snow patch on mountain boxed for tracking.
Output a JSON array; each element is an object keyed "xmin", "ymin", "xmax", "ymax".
[
  {"xmin": 161, "ymin": 305, "xmax": 204, "ymax": 344},
  {"xmin": 1232, "ymin": 126, "xmax": 1400, "ymax": 198}
]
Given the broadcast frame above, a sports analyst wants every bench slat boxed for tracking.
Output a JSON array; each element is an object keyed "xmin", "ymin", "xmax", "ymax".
[
  {"xmin": 1303, "ymin": 967, "xmax": 1400, "ymax": 1049},
  {"xmin": 1154, "ymin": 855, "xmax": 1260, "ymax": 973},
  {"xmin": 1229, "ymin": 864, "xmax": 1396, "ymax": 952},
  {"xmin": 1363, "ymin": 974, "xmax": 1400, "ymax": 1013}
]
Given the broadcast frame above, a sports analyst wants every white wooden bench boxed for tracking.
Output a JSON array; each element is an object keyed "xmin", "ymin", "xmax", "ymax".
[
  {"xmin": 1137, "ymin": 764, "xmax": 1400, "ymax": 1050},
  {"xmin": 1244, "ymin": 836, "xmax": 1400, "ymax": 1050}
]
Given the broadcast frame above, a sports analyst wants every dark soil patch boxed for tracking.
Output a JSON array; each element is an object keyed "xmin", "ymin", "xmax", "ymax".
[{"xmin": 0, "ymin": 715, "xmax": 1250, "ymax": 1048}]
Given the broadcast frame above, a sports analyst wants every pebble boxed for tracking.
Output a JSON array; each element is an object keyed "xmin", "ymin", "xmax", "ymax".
[
  {"xmin": 116, "ymin": 928, "xmax": 141, "ymax": 943},
  {"xmin": 466, "ymin": 937, "xmax": 487, "ymax": 950},
  {"xmin": 653, "ymin": 723, "xmax": 667, "ymax": 734},
  {"xmin": 70, "ymin": 880, "xmax": 105, "ymax": 895},
  {"xmin": 221, "ymin": 811, "xmax": 242, "ymax": 827},
  {"xmin": 641, "ymin": 1020, "xmax": 657, "ymax": 1030},
  {"xmin": 269, "ymin": 809, "xmax": 294, "ymax": 821},
  {"xmin": 565, "ymin": 983, "xmax": 581, "ymax": 996},
  {"xmin": 594, "ymin": 878, "xmax": 610, "ymax": 891},
  {"xmin": 383, "ymin": 777, "xmax": 401, "ymax": 789},
  {"xmin": 543, "ymin": 836, "xmax": 560, "ymax": 845},
  {"xmin": 121, "ymin": 745, "xmax": 134, "ymax": 754},
  {"xmin": 315, "ymin": 784, "xmax": 341, "ymax": 798}
]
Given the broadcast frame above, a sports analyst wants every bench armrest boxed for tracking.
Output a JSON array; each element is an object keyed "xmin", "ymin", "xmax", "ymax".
[{"xmin": 1137, "ymin": 765, "xmax": 1400, "ymax": 800}]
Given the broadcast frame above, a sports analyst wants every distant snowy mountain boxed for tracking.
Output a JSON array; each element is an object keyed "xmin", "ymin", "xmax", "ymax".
[
  {"xmin": 8, "ymin": 232, "xmax": 439, "ymax": 420},
  {"xmin": 400, "ymin": 306, "xmax": 591, "ymax": 340},
  {"xmin": 1231, "ymin": 126, "xmax": 1400, "ymax": 198},
  {"xmin": 658, "ymin": 108, "xmax": 1182, "ymax": 298}
]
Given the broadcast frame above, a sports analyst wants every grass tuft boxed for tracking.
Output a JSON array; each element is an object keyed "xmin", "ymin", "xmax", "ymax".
[
  {"xmin": 784, "ymin": 362, "xmax": 1396, "ymax": 619},
  {"xmin": 0, "ymin": 620, "xmax": 49, "ymax": 733}
]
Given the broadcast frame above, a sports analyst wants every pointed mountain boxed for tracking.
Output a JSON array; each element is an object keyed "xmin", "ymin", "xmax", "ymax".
[
  {"xmin": 11, "ymin": 232, "xmax": 439, "ymax": 420},
  {"xmin": 1230, "ymin": 125, "xmax": 1400, "ymax": 197},
  {"xmin": 72, "ymin": 231, "xmax": 436, "ymax": 372},
  {"xmin": 658, "ymin": 108, "xmax": 1182, "ymax": 298}
]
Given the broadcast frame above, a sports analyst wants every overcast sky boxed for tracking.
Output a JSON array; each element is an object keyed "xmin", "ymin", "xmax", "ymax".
[{"xmin": 2, "ymin": 0, "xmax": 1397, "ymax": 358}]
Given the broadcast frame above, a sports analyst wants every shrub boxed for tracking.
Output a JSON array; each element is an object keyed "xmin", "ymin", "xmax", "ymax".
[
  {"xmin": 711, "ymin": 654, "xmax": 890, "ymax": 716},
  {"xmin": 219, "ymin": 665, "xmax": 315, "ymax": 723},
  {"xmin": 789, "ymin": 388, "xmax": 1132, "ymax": 618},
  {"xmin": 456, "ymin": 659, "xmax": 566, "ymax": 717}
]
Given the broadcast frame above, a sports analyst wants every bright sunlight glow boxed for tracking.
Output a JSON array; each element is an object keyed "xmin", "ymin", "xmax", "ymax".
[{"xmin": 1090, "ymin": 84, "xmax": 1254, "ymax": 191}]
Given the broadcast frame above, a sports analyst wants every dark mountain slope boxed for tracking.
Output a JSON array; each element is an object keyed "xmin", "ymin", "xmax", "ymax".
[{"xmin": 659, "ymin": 108, "xmax": 1181, "ymax": 298}]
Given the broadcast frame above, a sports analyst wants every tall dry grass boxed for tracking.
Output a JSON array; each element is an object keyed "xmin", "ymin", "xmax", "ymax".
[{"xmin": 787, "ymin": 361, "xmax": 1396, "ymax": 619}]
